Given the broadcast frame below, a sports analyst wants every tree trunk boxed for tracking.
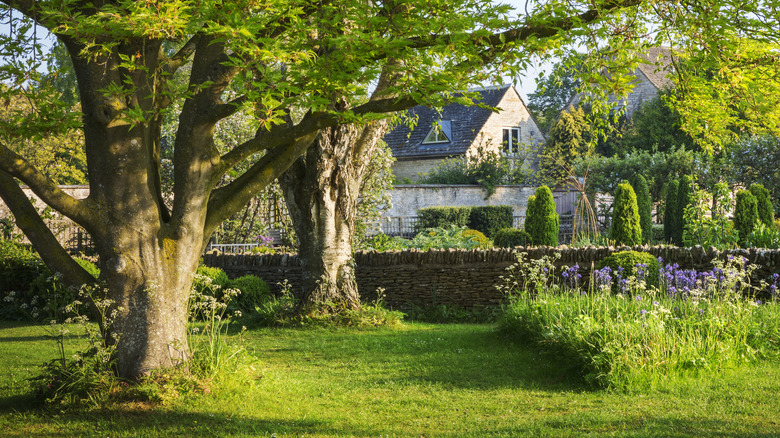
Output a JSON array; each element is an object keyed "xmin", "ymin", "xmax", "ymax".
[{"xmin": 280, "ymin": 120, "xmax": 389, "ymax": 309}]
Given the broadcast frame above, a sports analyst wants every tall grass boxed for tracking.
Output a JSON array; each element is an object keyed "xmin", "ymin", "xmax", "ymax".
[{"xmin": 499, "ymin": 252, "xmax": 780, "ymax": 390}]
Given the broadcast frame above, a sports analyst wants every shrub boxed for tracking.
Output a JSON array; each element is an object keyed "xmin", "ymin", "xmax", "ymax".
[
  {"xmin": 525, "ymin": 186, "xmax": 559, "ymax": 246},
  {"xmin": 750, "ymin": 183, "xmax": 775, "ymax": 228},
  {"xmin": 611, "ymin": 181, "xmax": 642, "ymax": 246},
  {"xmin": 663, "ymin": 179, "xmax": 679, "ymax": 243},
  {"xmin": 228, "ymin": 275, "xmax": 271, "ymax": 313},
  {"xmin": 632, "ymin": 174, "xmax": 653, "ymax": 243},
  {"xmin": 744, "ymin": 223, "xmax": 780, "ymax": 249},
  {"xmin": 415, "ymin": 207, "xmax": 471, "ymax": 232},
  {"xmin": 734, "ymin": 190, "xmax": 759, "ymax": 243},
  {"xmin": 407, "ymin": 225, "xmax": 482, "ymax": 250},
  {"xmin": 597, "ymin": 250, "xmax": 660, "ymax": 290},
  {"xmin": 467, "ymin": 205, "xmax": 513, "ymax": 238},
  {"xmin": 196, "ymin": 265, "xmax": 230, "ymax": 288},
  {"xmin": 493, "ymin": 228, "xmax": 531, "ymax": 248},
  {"xmin": 460, "ymin": 229, "xmax": 491, "ymax": 249},
  {"xmin": 0, "ymin": 239, "xmax": 46, "ymax": 293}
]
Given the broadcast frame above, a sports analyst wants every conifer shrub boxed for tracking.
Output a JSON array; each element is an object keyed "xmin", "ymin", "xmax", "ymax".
[
  {"xmin": 632, "ymin": 174, "xmax": 653, "ymax": 243},
  {"xmin": 467, "ymin": 205, "xmax": 513, "ymax": 238},
  {"xmin": 675, "ymin": 175, "xmax": 694, "ymax": 245},
  {"xmin": 415, "ymin": 206, "xmax": 471, "ymax": 232},
  {"xmin": 460, "ymin": 229, "xmax": 491, "ymax": 249},
  {"xmin": 493, "ymin": 228, "xmax": 531, "ymax": 248},
  {"xmin": 734, "ymin": 190, "xmax": 759, "ymax": 242},
  {"xmin": 611, "ymin": 181, "xmax": 642, "ymax": 246},
  {"xmin": 525, "ymin": 186, "xmax": 559, "ymax": 246},
  {"xmin": 597, "ymin": 250, "xmax": 661, "ymax": 289},
  {"xmin": 750, "ymin": 183, "xmax": 774, "ymax": 228},
  {"xmin": 664, "ymin": 180, "xmax": 679, "ymax": 243}
]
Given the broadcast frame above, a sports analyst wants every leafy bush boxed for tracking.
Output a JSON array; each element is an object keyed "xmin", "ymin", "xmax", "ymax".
[
  {"xmin": 745, "ymin": 223, "xmax": 780, "ymax": 249},
  {"xmin": 663, "ymin": 179, "xmax": 679, "ymax": 243},
  {"xmin": 467, "ymin": 205, "xmax": 513, "ymax": 238},
  {"xmin": 597, "ymin": 250, "xmax": 660, "ymax": 290},
  {"xmin": 228, "ymin": 275, "xmax": 271, "ymax": 313},
  {"xmin": 0, "ymin": 239, "xmax": 46, "ymax": 293},
  {"xmin": 611, "ymin": 181, "xmax": 642, "ymax": 246},
  {"xmin": 196, "ymin": 265, "xmax": 230, "ymax": 288},
  {"xmin": 525, "ymin": 186, "xmax": 559, "ymax": 246},
  {"xmin": 750, "ymin": 183, "xmax": 775, "ymax": 228},
  {"xmin": 674, "ymin": 176, "xmax": 694, "ymax": 245},
  {"xmin": 415, "ymin": 207, "xmax": 471, "ymax": 232},
  {"xmin": 460, "ymin": 229, "xmax": 491, "ymax": 249},
  {"xmin": 734, "ymin": 190, "xmax": 759, "ymax": 243},
  {"xmin": 632, "ymin": 174, "xmax": 653, "ymax": 243},
  {"xmin": 683, "ymin": 182, "xmax": 739, "ymax": 249},
  {"xmin": 24, "ymin": 258, "xmax": 100, "ymax": 321},
  {"xmin": 407, "ymin": 225, "xmax": 483, "ymax": 250},
  {"xmin": 493, "ymin": 228, "xmax": 531, "ymax": 248},
  {"xmin": 358, "ymin": 233, "xmax": 408, "ymax": 251}
]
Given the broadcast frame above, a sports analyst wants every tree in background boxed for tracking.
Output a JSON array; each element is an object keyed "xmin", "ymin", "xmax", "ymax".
[
  {"xmin": 749, "ymin": 184, "xmax": 774, "ymax": 228},
  {"xmin": 618, "ymin": 91, "xmax": 697, "ymax": 154},
  {"xmin": 527, "ymin": 59, "xmax": 582, "ymax": 135},
  {"xmin": 734, "ymin": 190, "xmax": 760, "ymax": 243},
  {"xmin": 632, "ymin": 174, "xmax": 652, "ymax": 243},
  {"xmin": 664, "ymin": 180, "xmax": 680, "ymax": 243},
  {"xmin": 728, "ymin": 136, "xmax": 780, "ymax": 213},
  {"xmin": 525, "ymin": 185, "xmax": 559, "ymax": 246},
  {"xmin": 541, "ymin": 107, "xmax": 592, "ymax": 185},
  {"xmin": 611, "ymin": 181, "xmax": 642, "ymax": 246}
]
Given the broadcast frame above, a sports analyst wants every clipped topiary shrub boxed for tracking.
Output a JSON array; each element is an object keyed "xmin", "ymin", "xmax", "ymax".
[
  {"xmin": 611, "ymin": 181, "xmax": 642, "ymax": 246},
  {"xmin": 467, "ymin": 205, "xmax": 513, "ymax": 238},
  {"xmin": 734, "ymin": 190, "xmax": 759, "ymax": 242},
  {"xmin": 663, "ymin": 179, "xmax": 679, "ymax": 243},
  {"xmin": 460, "ymin": 229, "xmax": 491, "ymax": 249},
  {"xmin": 750, "ymin": 183, "xmax": 774, "ymax": 228},
  {"xmin": 525, "ymin": 186, "xmax": 559, "ymax": 246},
  {"xmin": 415, "ymin": 206, "xmax": 471, "ymax": 232},
  {"xmin": 632, "ymin": 174, "xmax": 652, "ymax": 243},
  {"xmin": 493, "ymin": 228, "xmax": 531, "ymax": 248},
  {"xmin": 597, "ymin": 250, "xmax": 660, "ymax": 290},
  {"xmin": 228, "ymin": 275, "xmax": 271, "ymax": 313}
]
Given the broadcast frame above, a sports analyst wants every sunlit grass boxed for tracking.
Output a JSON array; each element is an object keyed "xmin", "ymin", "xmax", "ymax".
[{"xmin": 2, "ymin": 321, "xmax": 780, "ymax": 437}]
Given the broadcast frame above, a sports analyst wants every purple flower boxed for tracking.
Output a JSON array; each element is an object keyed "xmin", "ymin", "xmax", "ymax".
[
  {"xmin": 652, "ymin": 301, "xmax": 659, "ymax": 306},
  {"xmin": 640, "ymin": 309, "xmax": 647, "ymax": 316},
  {"xmin": 635, "ymin": 295, "xmax": 642, "ymax": 301}
]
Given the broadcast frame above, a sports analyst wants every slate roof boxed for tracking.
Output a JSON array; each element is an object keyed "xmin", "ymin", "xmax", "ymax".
[
  {"xmin": 635, "ymin": 46, "xmax": 674, "ymax": 90},
  {"xmin": 383, "ymin": 85, "xmax": 512, "ymax": 160}
]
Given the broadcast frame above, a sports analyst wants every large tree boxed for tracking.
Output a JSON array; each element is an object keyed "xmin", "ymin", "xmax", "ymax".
[{"xmin": 1, "ymin": 0, "xmax": 669, "ymax": 378}]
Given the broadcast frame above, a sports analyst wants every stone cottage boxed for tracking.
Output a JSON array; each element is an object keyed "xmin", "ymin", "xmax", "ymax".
[{"xmin": 384, "ymin": 84, "xmax": 546, "ymax": 181}]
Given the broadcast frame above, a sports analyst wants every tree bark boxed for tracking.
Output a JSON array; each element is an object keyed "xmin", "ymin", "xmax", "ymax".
[{"xmin": 280, "ymin": 120, "xmax": 389, "ymax": 309}]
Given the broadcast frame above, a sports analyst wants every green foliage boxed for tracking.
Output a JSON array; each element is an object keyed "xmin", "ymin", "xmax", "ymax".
[
  {"xmin": 527, "ymin": 58, "xmax": 582, "ymax": 135},
  {"xmin": 0, "ymin": 239, "xmax": 45, "ymax": 294},
  {"xmin": 683, "ymin": 183, "xmax": 739, "ymax": 249},
  {"xmin": 227, "ymin": 275, "xmax": 271, "ymax": 314},
  {"xmin": 460, "ymin": 229, "xmax": 491, "ymax": 249},
  {"xmin": 355, "ymin": 141, "xmax": 396, "ymax": 246},
  {"xmin": 358, "ymin": 233, "xmax": 409, "ymax": 252},
  {"xmin": 500, "ymin": 254, "xmax": 778, "ymax": 390},
  {"xmin": 727, "ymin": 135, "xmax": 780, "ymax": 213},
  {"xmin": 407, "ymin": 226, "xmax": 484, "ymax": 251},
  {"xmin": 674, "ymin": 176, "xmax": 695, "ymax": 246},
  {"xmin": 195, "ymin": 266, "xmax": 230, "ymax": 288},
  {"xmin": 750, "ymin": 183, "xmax": 774, "ymax": 228},
  {"xmin": 417, "ymin": 145, "xmax": 534, "ymax": 198},
  {"xmin": 744, "ymin": 223, "xmax": 780, "ymax": 249},
  {"xmin": 541, "ymin": 107, "xmax": 592, "ymax": 184},
  {"xmin": 610, "ymin": 181, "xmax": 642, "ymax": 246},
  {"xmin": 664, "ymin": 179, "xmax": 679, "ymax": 243},
  {"xmin": 493, "ymin": 228, "xmax": 532, "ymax": 248},
  {"xmin": 734, "ymin": 190, "xmax": 760, "ymax": 243},
  {"xmin": 632, "ymin": 174, "xmax": 653, "ymax": 243},
  {"xmin": 467, "ymin": 205, "xmax": 513, "ymax": 238},
  {"xmin": 525, "ymin": 186, "xmax": 559, "ymax": 246},
  {"xmin": 597, "ymin": 251, "xmax": 661, "ymax": 289},
  {"xmin": 618, "ymin": 91, "xmax": 697, "ymax": 154},
  {"xmin": 415, "ymin": 207, "xmax": 471, "ymax": 232}
]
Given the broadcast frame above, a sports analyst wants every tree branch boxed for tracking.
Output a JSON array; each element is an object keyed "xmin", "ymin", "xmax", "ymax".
[
  {"xmin": 0, "ymin": 171, "xmax": 96, "ymax": 287},
  {"xmin": 0, "ymin": 142, "xmax": 92, "ymax": 227},
  {"xmin": 163, "ymin": 33, "xmax": 201, "ymax": 75}
]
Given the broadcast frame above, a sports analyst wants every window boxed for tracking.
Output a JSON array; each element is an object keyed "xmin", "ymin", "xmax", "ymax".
[
  {"xmin": 502, "ymin": 127, "xmax": 521, "ymax": 155},
  {"xmin": 422, "ymin": 120, "xmax": 452, "ymax": 144}
]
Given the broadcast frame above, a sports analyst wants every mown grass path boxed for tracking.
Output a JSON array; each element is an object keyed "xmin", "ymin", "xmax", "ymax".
[{"xmin": 1, "ymin": 321, "xmax": 779, "ymax": 437}]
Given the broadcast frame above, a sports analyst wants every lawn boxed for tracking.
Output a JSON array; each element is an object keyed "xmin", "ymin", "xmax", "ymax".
[{"xmin": 1, "ymin": 321, "xmax": 779, "ymax": 437}]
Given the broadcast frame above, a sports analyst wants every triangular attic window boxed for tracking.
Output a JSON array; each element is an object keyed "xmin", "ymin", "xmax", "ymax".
[{"xmin": 421, "ymin": 120, "xmax": 451, "ymax": 144}]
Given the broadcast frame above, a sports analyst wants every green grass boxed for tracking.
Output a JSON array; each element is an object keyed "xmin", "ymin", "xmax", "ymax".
[{"xmin": 1, "ymin": 321, "xmax": 780, "ymax": 437}]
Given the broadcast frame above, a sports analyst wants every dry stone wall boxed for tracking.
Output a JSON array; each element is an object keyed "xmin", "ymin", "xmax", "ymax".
[{"xmin": 203, "ymin": 245, "xmax": 780, "ymax": 309}]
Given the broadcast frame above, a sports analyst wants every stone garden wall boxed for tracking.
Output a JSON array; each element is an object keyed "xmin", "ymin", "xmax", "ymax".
[{"xmin": 204, "ymin": 245, "xmax": 780, "ymax": 310}]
